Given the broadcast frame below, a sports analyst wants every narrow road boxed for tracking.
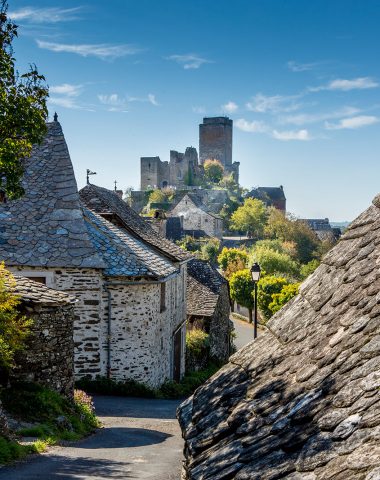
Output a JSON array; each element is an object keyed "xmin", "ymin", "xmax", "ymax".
[
  {"xmin": 232, "ymin": 316, "xmax": 261, "ymax": 351},
  {"xmin": 0, "ymin": 396, "xmax": 183, "ymax": 479}
]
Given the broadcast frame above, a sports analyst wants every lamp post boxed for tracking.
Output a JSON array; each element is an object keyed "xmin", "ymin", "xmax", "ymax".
[{"xmin": 250, "ymin": 262, "xmax": 261, "ymax": 339}]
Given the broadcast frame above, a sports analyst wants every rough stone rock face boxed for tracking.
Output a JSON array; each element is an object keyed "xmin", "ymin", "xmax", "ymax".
[{"xmin": 178, "ymin": 195, "xmax": 380, "ymax": 479}]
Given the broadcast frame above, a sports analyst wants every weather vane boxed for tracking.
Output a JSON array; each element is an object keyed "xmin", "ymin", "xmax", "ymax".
[
  {"xmin": 114, "ymin": 180, "xmax": 117, "ymax": 191},
  {"xmin": 86, "ymin": 169, "xmax": 97, "ymax": 185}
]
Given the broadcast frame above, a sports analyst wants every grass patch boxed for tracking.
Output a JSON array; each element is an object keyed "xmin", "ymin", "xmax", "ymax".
[
  {"xmin": 0, "ymin": 383, "xmax": 99, "ymax": 464},
  {"xmin": 76, "ymin": 363, "xmax": 221, "ymax": 400}
]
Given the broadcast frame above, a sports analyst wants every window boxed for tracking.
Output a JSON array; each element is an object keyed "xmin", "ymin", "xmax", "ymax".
[
  {"xmin": 27, "ymin": 276, "xmax": 46, "ymax": 285},
  {"xmin": 160, "ymin": 282, "xmax": 166, "ymax": 313}
]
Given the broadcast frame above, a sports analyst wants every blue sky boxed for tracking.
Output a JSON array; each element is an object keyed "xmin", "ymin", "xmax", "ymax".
[{"xmin": 10, "ymin": 0, "xmax": 380, "ymax": 221}]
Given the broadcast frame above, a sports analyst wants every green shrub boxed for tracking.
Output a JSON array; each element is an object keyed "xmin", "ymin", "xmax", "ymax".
[
  {"xmin": 186, "ymin": 329, "xmax": 210, "ymax": 371},
  {"xmin": 300, "ymin": 259, "xmax": 320, "ymax": 279},
  {"xmin": 269, "ymin": 283, "xmax": 300, "ymax": 316},
  {"xmin": 257, "ymin": 276, "xmax": 289, "ymax": 321},
  {"xmin": 75, "ymin": 376, "xmax": 156, "ymax": 398},
  {"xmin": 218, "ymin": 247, "xmax": 248, "ymax": 272},
  {"xmin": 250, "ymin": 245, "xmax": 300, "ymax": 279},
  {"xmin": 0, "ymin": 436, "xmax": 32, "ymax": 464}
]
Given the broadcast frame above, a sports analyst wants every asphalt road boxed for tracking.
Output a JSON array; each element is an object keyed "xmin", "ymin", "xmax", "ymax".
[
  {"xmin": 0, "ymin": 396, "xmax": 183, "ymax": 480},
  {"xmin": 232, "ymin": 316, "xmax": 261, "ymax": 350}
]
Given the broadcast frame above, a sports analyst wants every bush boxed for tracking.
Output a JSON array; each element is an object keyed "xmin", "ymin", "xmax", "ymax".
[
  {"xmin": 230, "ymin": 269, "xmax": 255, "ymax": 322},
  {"xmin": 218, "ymin": 247, "xmax": 248, "ymax": 272},
  {"xmin": 186, "ymin": 329, "xmax": 209, "ymax": 371},
  {"xmin": 300, "ymin": 259, "xmax": 320, "ymax": 279},
  {"xmin": 250, "ymin": 245, "xmax": 300, "ymax": 279},
  {"xmin": 0, "ymin": 263, "xmax": 32, "ymax": 368},
  {"xmin": 269, "ymin": 283, "xmax": 300, "ymax": 316},
  {"xmin": 257, "ymin": 276, "xmax": 289, "ymax": 321},
  {"xmin": 75, "ymin": 376, "xmax": 156, "ymax": 398},
  {"xmin": 0, "ymin": 436, "xmax": 32, "ymax": 464},
  {"xmin": 200, "ymin": 238, "xmax": 221, "ymax": 264}
]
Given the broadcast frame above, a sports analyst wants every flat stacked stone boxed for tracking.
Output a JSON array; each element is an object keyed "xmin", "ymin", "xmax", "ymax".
[{"xmin": 178, "ymin": 194, "xmax": 380, "ymax": 479}]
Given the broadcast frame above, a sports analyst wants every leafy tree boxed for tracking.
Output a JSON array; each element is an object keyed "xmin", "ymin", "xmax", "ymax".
[
  {"xmin": 148, "ymin": 189, "xmax": 168, "ymax": 204},
  {"xmin": 229, "ymin": 269, "xmax": 255, "ymax": 323},
  {"xmin": 230, "ymin": 198, "xmax": 268, "ymax": 238},
  {"xmin": 218, "ymin": 247, "xmax": 248, "ymax": 272},
  {"xmin": 219, "ymin": 196, "xmax": 241, "ymax": 230},
  {"xmin": 265, "ymin": 208, "xmax": 320, "ymax": 263},
  {"xmin": 204, "ymin": 159, "xmax": 224, "ymax": 183},
  {"xmin": 219, "ymin": 173, "xmax": 238, "ymax": 192},
  {"xmin": 269, "ymin": 283, "xmax": 300, "ymax": 316},
  {"xmin": 200, "ymin": 238, "xmax": 220, "ymax": 264},
  {"xmin": 0, "ymin": 263, "xmax": 32, "ymax": 367},
  {"xmin": 250, "ymin": 245, "xmax": 300, "ymax": 279},
  {"xmin": 224, "ymin": 257, "xmax": 247, "ymax": 280},
  {"xmin": 257, "ymin": 275, "xmax": 288, "ymax": 321},
  {"xmin": 0, "ymin": 1, "xmax": 49, "ymax": 199},
  {"xmin": 300, "ymin": 259, "xmax": 320, "ymax": 279}
]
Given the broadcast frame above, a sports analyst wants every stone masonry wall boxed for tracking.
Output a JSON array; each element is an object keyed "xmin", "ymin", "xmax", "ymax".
[
  {"xmin": 170, "ymin": 197, "xmax": 222, "ymax": 238},
  {"xmin": 209, "ymin": 283, "xmax": 231, "ymax": 362},
  {"xmin": 199, "ymin": 117, "xmax": 233, "ymax": 166},
  {"xmin": 12, "ymin": 303, "xmax": 75, "ymax": 397},
  {"xmin": 9, "ymin": 266, "xmax": 104, "ymax": 379},
  {"xmin": 101, "ymin": 267, "xmax": 186, "ymax": 388}
]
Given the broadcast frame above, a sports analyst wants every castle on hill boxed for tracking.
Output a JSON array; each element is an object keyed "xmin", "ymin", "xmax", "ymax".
[{"xmin": 140, "ymin": 117, "xmax": 240, "ymax": 190}]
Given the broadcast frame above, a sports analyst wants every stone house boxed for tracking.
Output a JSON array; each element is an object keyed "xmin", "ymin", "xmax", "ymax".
[
  {"xmin": 11, "ymin": 275, "xmax": 75, "ymax": 397},
  {"xmin": 303, "ymin": 218, "xmax": 341, "ymax": 242},
  {"xmin": 168, "ymin": 192, "xmax": 223, "ymax": 238},
  {"xmin": 247, "ymin": 185, "xmax": 286, "ymax": 212},
  {"xmin": 178, "ymin": 193, "xmax": 380, "ymax": 479},
  {"xmin": 0, "ymin": 119, "xmax": 189, "ymax": 388},
  {"xmin": 186, "ymin": 259, "xmax": 232, "ymax": 363}
]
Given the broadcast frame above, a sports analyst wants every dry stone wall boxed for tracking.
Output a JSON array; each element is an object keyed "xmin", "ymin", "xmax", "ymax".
[{"xmin": 12, "ymin": 303, "xmax": 75, "ymax": 397}]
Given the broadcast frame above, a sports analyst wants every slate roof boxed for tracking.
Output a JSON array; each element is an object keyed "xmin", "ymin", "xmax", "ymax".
[
  {"xmin": 12, "ymin": 275, "xmax": 75, "ymax": 306},
  {"xmin": 79, "ymin": 184, "xmax": 190, "ymax": 262},
  {"xmin": 178, "ymin": 193, "xmax": 380, "ymax": 480},
  {"xmin": 187, "ymin": 259, "xmax": 228, "ymax": 317},
  {"xmin": 170, "ymin": 193, "xmax": 222, "ymax": 219},
  {"xmin": 0, "ymin": 121, "xmax": 104, "ymax": 269},
  {"xmin": 83, "ymin": 208, "xmax": 177, "ymax": 279},
  {"xmin": 247, "ymin": 186, "xmax": 286, "ymax": 203}
]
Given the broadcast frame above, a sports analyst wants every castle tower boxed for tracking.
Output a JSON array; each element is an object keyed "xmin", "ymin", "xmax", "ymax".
[{"xmin": 199, "ymin": 117, "xmax": 233, "ymax": 166}]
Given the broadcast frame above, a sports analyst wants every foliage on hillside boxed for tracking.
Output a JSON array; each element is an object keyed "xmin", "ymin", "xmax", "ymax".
[
  {"xmin": 230, "ymin": 198, "xmax": 269, "ymax": 238},
  {"xmin": 177, "ymin": 236, "xmax": 221, "ymax": 264},
  {"xmin": 204, "ymin": 159, "xmax": 224, "ymax": 183}
]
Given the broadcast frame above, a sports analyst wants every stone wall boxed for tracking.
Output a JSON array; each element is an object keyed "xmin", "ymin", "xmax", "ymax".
[
  {"xmin": 12, "ymin": 302, "xmax": 75, "ymax": 397},
  {"xmin": 140, "ymin": 157, "xmax": 170, "ymax": 190},
  {"xmin": 10, "ymin": 264, "xmax": 187, "ymax": 388},
  {"xmin": 169, "ymin": 197, "xmax": 223, "ymax": 238},
  {"xmin": 199, "ymin": 117, "xmax": 233, "ymax": 166}
]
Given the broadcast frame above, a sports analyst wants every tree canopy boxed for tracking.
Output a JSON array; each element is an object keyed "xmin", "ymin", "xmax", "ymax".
[
  {"xmin": 230, "ymin": 198, "xmax": 268, "ymax": 238},
  {"xmin": 229, "ymin": 269, "xmax": 255, "ymax": 322},
  {"xmin": 204, "ymin": 159, "xmax": 224, "ymax": 184},
  {"xmin": 0, "ymin": 1, "xmax": 48, "ymax": 199}
]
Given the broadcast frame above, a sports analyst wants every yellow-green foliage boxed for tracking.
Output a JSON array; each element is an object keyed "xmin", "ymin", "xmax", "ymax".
[
  {"xmin": 204, "ymin": 159, "xmax": 224, "ymax": 183},
  {"xmin": 0, "ymin": 263, "xmax": 32, "ymax": 367},
  {"xmin": 269, "ymin": 283, "xmax": 300, "ymax": 316},
  {"xmin": 230, "ymin": 198, "xmax": 268, "ymax": 238},
  {"xmin": 186, "ymin": 329, "xmax": 209, "ymax": 358},
  {"xmin": 218, "ymin": 247, "xmax": 248, "ymax": 271},
  {"xmin": 229, "ymin": 269, "xmax": 255, "ymax": 311},
  {"xmin": 257, "ymin": 275, "xmax": 289, "ymax": 320},
  {"xmin": 148, "ymin": 189, "xmax": 167, "ymax": 204}
]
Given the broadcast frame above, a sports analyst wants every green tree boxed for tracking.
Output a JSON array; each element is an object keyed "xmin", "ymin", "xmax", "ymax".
[
  {"xmin": 300, "ymin": 259, "xmax": 320, "ymax": 279},
  {"xmin": 219, "ymin": 173, "xmax": 238, "ymax": 192},
  {"xmin": 257, "ymin": 275, "xmax": 288, "ymax": 321},
  {"xmin": 218, "ymin": 247, "xmax": 248, "ymax": 271},
  {"xmin": 230, "ymin": 198, "xmax": 268, "ymax": 238},
  {"xmin": 204, "ymin": 159, "xmax": 224, "ymax": 183},
  {"xmin": 250, "ymin": 245, "xmax": 300, "ymax": 279},
  {"xmin": 0, "ymin": 263, "xmax": 32, "ymax": 367},
  {"xmin": 269, "ymin": 283, "xmax": 300, "ymax": 316},
  {"xmin": 265, "ymin": 208, "xmax": 320, "ymax": 263},
  {"xmin": 148, "ymin": 189, "xmax": 168, "ymax": 204},
  {"xmin": 200, "ymin": 238, "xmax": 221, "ymax": 264},
  {"xmin": 0, "ymin": 1, "xmax": 48, "ymax": 199},
  {"xmin": 229, "ymin": 269, "xmax": 255, "ymax": 323}
]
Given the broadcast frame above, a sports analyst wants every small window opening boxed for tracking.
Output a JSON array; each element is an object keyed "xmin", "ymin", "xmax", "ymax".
[{"xmin": 160, "ymin": 283, "xmax": 166, "ymax": 313}]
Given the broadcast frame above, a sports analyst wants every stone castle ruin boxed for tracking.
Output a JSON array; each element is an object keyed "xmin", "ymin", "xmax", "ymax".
[{"xmin": 140, "ymin": 116, "xmax": 240, "ymax": 190}]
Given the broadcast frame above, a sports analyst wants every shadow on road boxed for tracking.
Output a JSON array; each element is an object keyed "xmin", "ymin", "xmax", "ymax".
[
  {"xmin": 0, "ymin": 455, "xmax": 133, "ymax": 479},
  {"xmin": 93, "ymin": 396, "xmax": 181, "ymax": 420},
  {"xmin": 74, "ymin": 426, "xmax": 172, "ymax": 449}
]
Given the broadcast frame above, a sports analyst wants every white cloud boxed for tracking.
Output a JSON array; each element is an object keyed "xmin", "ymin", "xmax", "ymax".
[
  {"xmin": 192, "ymin": 106, "xmax": 206, "ymax": 114},
  {"xmin": 287, "ymin": 60, "xmax": 318, "ymax": 72},
  {"xmin": 9, "ymin": 7, "xmax": 81, "ymax": 23},
  {"xmin": 222, "ymin": 101, "xmax": 238, "ymax": 113},
  {"xmin": 272, "ymin": 129, "xmax": 311, "ymax": 141},
  {"xmin": 48, "ymin": 96, "xmax": 82, "ymax": 110},
  {"xmin": 246, "ymin": 93, "xmax": 302, "ymax": 114},
  {"xmin": 235, "ymin": 118, "xmax": 268, "ymax": 133},
  {"xmin": 325, "ymin": 115, "xmax": 379, "ymax": 130},
  {"xmin": 148, "ymin": 94, "xmax": 159, "ymax": 106},
  {"xmin": 98, "ymin": 94, "xmax": 128, "ymax": 111},
  {"xmin": 281, "ymin": 106, "xmax": 361, "ymax": 126},
  {"xmin": 167, "ymin": 54, "xmax": 213, "ymax": 69},
  {"xmin": 37, "ymin": 40, "xmax": 141, "ymax": 60},
  {"xmin": 310, "ymin": 77, "xmax": 378, "ymax": 92},
  {"xmin": 49, "ymin": 83, "xmax": 83, "ymax": 97}
]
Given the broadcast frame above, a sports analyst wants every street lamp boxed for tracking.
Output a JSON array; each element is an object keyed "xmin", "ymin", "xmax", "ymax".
[{"xmin": 250, "ymin": 262, "xmax": 261, "ymax": 339}]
